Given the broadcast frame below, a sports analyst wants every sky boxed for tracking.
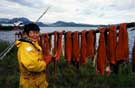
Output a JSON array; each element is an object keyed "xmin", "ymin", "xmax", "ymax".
[{"xmin": 0, "ymin": 0, "xmax": 135, "ymax": 25}]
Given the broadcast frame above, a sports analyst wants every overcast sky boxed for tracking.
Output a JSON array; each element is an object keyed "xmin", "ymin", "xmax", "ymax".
[{"xmin": 0, "ymin": 0, "xmax": 135, "ymax": 24}]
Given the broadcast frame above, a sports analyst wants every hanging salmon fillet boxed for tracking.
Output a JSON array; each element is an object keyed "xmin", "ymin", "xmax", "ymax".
[
  {"xmin": 44, "ymin": 33, "xmax": 50, "ymax": 54},
  {"xmin": 65, "ymin": 31, "xmax": 72, "ymax": 63},
  {"xmin": 39, "ymin": 34, "xmax": 44, "ymax": 50},
  {"xmin": 43, "ymin": 33, "xmax": 52, "ymax": 64},
  {"xmin": 96, "ymin": 28, "xmax": 106, "ymax": 75},
  {"xmin": 72, "ymin": 31, "xmax": 80, "ymax": 62},
  {"xmin": 86, "ymin": 30, "xmax": 96, "ymax": 59},
  {"xmin": 54, "ymin": 32, "xmax": 63, "ymax": 61},
  {"xmin": 107, "ymin": 25, "xmax": 117, "ymax": 65},
  {"xmin": 116, "ymin": 23, "xmax": 129, "ymax": 61},
  {"xmin": 132, "ymin": 38, "xmax": 135, "ymax": 72},
  {"xmin": 81, "ymin": 30, "xmax": 87, "ymax": 64},
  {"xmin": 52, "ymin": 31, "xmax": 59, "ymax": 79}
]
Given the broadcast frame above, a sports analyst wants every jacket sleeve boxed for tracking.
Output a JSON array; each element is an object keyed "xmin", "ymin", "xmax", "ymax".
[{"xmin": 19, "ymin": 45, "xmax": 46, "ymax": 72}]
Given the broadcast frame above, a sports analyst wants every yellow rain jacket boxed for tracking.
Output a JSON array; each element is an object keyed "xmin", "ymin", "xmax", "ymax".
[{"xmin": 16, "ymin": 39, "xmax": 48, "ymax": 88}]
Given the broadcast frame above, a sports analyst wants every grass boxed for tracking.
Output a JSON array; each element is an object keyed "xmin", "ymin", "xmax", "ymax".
[
  {"xmin": 0, "ymin": 40, "xmax": 19, "ymax": 88},
  {"xmin": 0, "ymin": 40, "xmax": 135, "ymax": 88}
]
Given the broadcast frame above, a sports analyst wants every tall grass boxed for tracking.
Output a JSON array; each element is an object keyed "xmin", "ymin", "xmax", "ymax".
[
  {"xmin": 0, "ymin": 40, "xmax": 19, "ymax": 88},
  {"xmin": 0, "ymin": 40, "xmax": 135, "ymax": 88}
]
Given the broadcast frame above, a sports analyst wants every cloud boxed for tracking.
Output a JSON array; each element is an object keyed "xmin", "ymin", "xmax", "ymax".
[
  {"xmin": 6, "ymin": 0, "xmax": 32, "ymax": 7},
  {"xmin": 0, "ymin": 0, "xmax": 135, "ymax": 24},
  {"xmin": 6, "ymin": 0, "xmax": 47, "ymax": 8}
]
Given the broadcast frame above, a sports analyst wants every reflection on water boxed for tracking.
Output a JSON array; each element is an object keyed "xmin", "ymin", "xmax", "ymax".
[
  {"xmin": 0, "ymin": 30, "xmax": 19, "ymax": 43},
  {"xmin": 40, "ymin": 27, "xmax": 97, "ymax": 33}
]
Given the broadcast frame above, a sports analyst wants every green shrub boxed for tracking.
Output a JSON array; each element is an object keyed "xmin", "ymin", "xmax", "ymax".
[{"xmin": 0, "ymin": 40, "xmax": 135, "ymax": 88}]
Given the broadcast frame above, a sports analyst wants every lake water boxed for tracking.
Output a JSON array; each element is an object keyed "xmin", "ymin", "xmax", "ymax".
[
  {"xmin": 0, "ymin": 27, "xmax": 96, "ymax": 42},
  {"xmin": 0, "ymin": 27, "xmax": 135, "ymax": 59}
]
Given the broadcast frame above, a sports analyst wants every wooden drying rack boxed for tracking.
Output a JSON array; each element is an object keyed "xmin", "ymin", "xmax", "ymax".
[{"xmin": 15, "ymin": 22, "xmax": 135, "ymax": 39}]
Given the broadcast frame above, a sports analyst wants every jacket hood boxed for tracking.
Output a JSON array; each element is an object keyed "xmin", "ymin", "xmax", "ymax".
[
  {"xmin": 16, "ymin": 37, "xmax": 33, "ymax": 48},
  {"xmin": 15, "ymin": 40, "xmax": 22, "ymax": 47}
]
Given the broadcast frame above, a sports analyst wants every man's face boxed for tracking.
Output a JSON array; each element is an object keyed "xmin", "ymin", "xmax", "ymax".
[{"xmin": 28, "ymin": 31, "xmax": 40, "ymax": 42}]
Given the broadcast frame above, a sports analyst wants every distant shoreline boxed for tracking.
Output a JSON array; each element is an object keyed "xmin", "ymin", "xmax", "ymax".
[{"xmin": 0, "ymin": 25, "xmax": 97, "ymax": 31}]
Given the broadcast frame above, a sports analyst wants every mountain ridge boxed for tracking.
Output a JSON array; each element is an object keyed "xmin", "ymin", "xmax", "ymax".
[{"xmin": 0, "ymin": 17, "xmax": 106, "ymax": 27}]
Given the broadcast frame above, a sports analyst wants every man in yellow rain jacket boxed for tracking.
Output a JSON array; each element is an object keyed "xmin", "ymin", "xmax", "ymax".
[{"xmin": 16, "ymin": 23, "xmax": 52, "ymax": 88}]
